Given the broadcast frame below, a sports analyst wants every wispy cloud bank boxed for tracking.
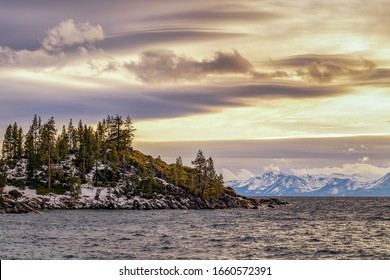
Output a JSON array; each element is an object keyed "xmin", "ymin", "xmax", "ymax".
[
  {"xmin": 296, "ymin": 59, "xmax": 376, "ymax": 83},
  {"xmin": 123, "ymin": 50, "xmax": 382, "ymax": 86},
  {"xmin": 148, "ymin": 5, "xmax": 280, "ymax": 23},
  {"xmin": 124, "ymin": 49, "xmax": 253, "ymax": 84}
]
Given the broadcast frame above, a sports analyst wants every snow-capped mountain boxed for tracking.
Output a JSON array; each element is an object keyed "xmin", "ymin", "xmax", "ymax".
[
  {"xmin": 225, "ymin": 172, "xmax": 312, "ymax": 196},
  {"xmin": 226, "ymin": 172, "xmax": 390, "ymax": 196},
  {"xmin": 362, "ymin": 173, "xmax": 390, "ymax": 196}
]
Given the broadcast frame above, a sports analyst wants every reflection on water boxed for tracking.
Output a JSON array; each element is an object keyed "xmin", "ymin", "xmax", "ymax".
[{"xmin": 0, "ymin": 197, "xmax": 389, "ymax": 259}]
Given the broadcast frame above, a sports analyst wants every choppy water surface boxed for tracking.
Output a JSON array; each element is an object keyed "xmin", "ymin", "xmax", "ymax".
[{"xmin": 1, "ymin": 197, "xmax": 389, "ymax": 259}]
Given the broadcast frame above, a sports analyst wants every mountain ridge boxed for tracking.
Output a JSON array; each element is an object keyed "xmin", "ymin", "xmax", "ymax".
[{"xmin": 226, "ymin": 171, "xmax": 390, "ymax": 196}]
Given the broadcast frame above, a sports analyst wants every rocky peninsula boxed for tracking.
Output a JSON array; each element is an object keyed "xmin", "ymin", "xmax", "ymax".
[
  {"xmin": 1, "ymin": 179, "xmax": 288, "ymax": 214},
  {"xmin": 0, "ymin": 115, "xmax": 287, "ymax": 214}
]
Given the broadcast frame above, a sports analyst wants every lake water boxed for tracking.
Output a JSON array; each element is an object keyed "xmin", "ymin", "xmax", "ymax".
[{"xmin": 0, "ymin": 197, "xmax": 389, "ymax": 259}]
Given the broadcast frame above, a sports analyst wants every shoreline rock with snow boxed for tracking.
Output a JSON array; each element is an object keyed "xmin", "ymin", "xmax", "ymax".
[{"xmin": 0, "ymin": 184, "xmax": 287, "ymax": 214}]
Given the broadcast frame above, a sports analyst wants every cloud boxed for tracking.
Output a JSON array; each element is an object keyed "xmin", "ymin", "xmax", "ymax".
[
  {"xmin": 343, "ymin": 146, "xmax": 356, "ymax": 155},
  {"xmin": 41, "ymin": 19, "xmax": 104, "ymax": 52},
  {"xmin": 123, "ymin": 49, "xmax": 378, "ymax": 88},
  {"xmin": 124, "ymin": 49, "xmax": 253, "ymax": 84},
  {"xmin": 266, "ymin": 54, "xmax": 381, "ymax": 84},
  {"xmin": 221, "ymin": 168, "xmax": 254, "ymax": 181},
  {"xmin": 296, "ymin": 59, "xmax": 376, "ymax": 83},
  {"xmin": 359, "ymin": 156, "xmax": 369, "ymax": 163},
  {"xmin": 0, "ymin": 46, "xmax": 13, "ymax": 62},
  {"xmin": 264, "ymin": 163, "xmax": 281, "ymax": 173},
  {"xmin": 149, "ymin": 7, "xmax": 280, "ymax": 23},
  {"xmin": 354, "ymin": 68, "xmax": 390, "ymax": 87},
  {"xmin": 343, "ymin": 144, "xmax": 369, "ymax": 155},
  {"xmin": 268, "ymin": 54, "xmax": 363, "ymax": 68},
  {"xmin": 130, "ymin": 82, "xmax": 351, "ymax": 118},
  {"xmin": 250, "ymin": 70, "xmax": 289, "ymax": 79},
  {"xmin": 0, "ymin": 19, "xmax": 105, "ymax": 68},
  {"xmin": 262, "ymin": 158, "xmax": 291, "ymax": 174},
  {"xmin": 0, "ymin": 45, "xmax": 64, "ymax": 67},
  {"xmin": 292, "ymin": 163, "xmax": 390, "ymax": 181}
]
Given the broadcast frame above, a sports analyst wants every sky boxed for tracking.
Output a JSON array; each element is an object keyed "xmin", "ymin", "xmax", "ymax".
[{"xmin": 0, "ymin": 0, "xmax": 389, "ymax": 180}]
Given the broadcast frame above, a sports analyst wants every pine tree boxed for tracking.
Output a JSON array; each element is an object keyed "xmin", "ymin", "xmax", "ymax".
[
  {"xmin": 191, "ymin": 152, "xmax": 224, "ymax": 198},
  {"xmin": 107, "ymin": 143, "xmax": 120, "ymax": 171},
  {"xmin": 57, "ymin": 125, "xmax": 69, "ymax": 160},
  {"xmin": 204, "ymin": 157, "xmax": 224, "ymax": 198},
  {"xmin": 68, "ymin": 119, "xmax": 77, "ymax": 153},
  {"xmin": 37, "ymin": 116, "xmax": 43, "ymax": 162},
  {"xmin": 2, "ymin": 125, "xmax": 13, "ymax": 161},
  {"xmin": 0, "ymin": 159, "xmax": 7, "ymax": 202},
  {"xmin": 41, "ymin": 117, "xmax": 57, "ymax": 189},
  {"xmin": 11, "ymin": 123, "xmax": 19, "ymax": 159},
  {"xmin": 25, "ymin": 115, "xmax": 41, "ymax": 182},
  {"xmin": 123, "ymin": 116, "xmax": 135, "ymax": 162},
  {"xmin": 16, "ymin": 127, "xmax": 24, "ymax": 159},
  {"xmin": 1, "ymin": 114, "xmax": 140, "ymax": 194},
  {"xmin": 174, "ymin": 156, "xmax": 183, "ymax": 186},
  {"xmin": 191, "ymin": 150, "xmax": 207, "ymax": 197},
  {"xmin": 74, "ymin": 123, "xmax": 97, "ymax": 182},
  {"xmin": 83, "ymin": 125, "xmax": 96, "ymax": 174},
  {"xmin": 93, "ymin": 130, "xmax": 101, "ymax": 187},
  {"xmin": 97, "ymin": 120, "xmax": 107, "ymax": 163},
  {"xmin": 105, "ymin": 115, "xmax": 135, "ymax": 164}
]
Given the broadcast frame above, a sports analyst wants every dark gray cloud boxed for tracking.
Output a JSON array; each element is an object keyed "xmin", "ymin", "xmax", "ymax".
[
  {"xmin": 0, "ymin": 76, "xmax": 351, "ymax": 135},
  {"xmin": 124, "ymin": 49, "xmax": 253, "ymax": 83}
]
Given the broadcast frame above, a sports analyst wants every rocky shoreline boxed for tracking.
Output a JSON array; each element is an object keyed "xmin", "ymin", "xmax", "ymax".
[{"xmin": 0, "ymin": 185, "xmax": 288, "ymax": 214}]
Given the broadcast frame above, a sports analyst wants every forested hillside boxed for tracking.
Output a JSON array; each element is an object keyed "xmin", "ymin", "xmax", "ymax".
[{"xmin": 0, "ymin": 115, "xmax": 234, "ymax": 210}]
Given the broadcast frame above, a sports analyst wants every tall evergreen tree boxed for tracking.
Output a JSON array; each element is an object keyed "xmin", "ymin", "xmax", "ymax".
[
  {"xmin": 204, "ymin": 157, "xmax": 224, "ymax": 198},
  {"xmin": 2, "ymin": 125, "xmax": 13, "ymax": 161},
  {"xmin": 191, "ymin": 150, "xmax": 207, "ymax": 197},
  {"xmin": 41, "ymin": 117, "xmax": 57, "ymax": 189},
  {"xmin": 105, "ymin": 115, "xmax": 135, "ymax": 163},
  {"xmin": 11, "ymin": 123, "xmax": 19, "ymax": 159},
  {"xmin": 16, "ymin": 127, "xmax": 24, "ymax": 159},
  {"xmin": 68, "ymin": 119, "xmax": 77, "ymax": 153},
  {"xmin": 191, "ymin": 152, "xmax": 224, "ymax": 198},
  {"xmin": 174, "ymin": 156, "xmax": 183, "ymax": 186},
  {"xmin": 25, "ymin": 115, "xmax": 42, "ymax": 182},
  {"xmin": 57, "ymin": 125, "xmax": 69, "ymax": 160},
  {"xmin": 0, "ymin": 158, "xmax": 7, "ymax": 201},
  {"xmin": 123, "ymin": 116, "xmax": 135, "ymax": 162}
]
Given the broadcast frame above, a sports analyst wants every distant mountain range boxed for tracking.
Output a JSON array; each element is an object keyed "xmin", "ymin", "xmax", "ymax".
[{"xmin": 225, "ymin": 172, "xmax": 390, "ymax": 196}]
